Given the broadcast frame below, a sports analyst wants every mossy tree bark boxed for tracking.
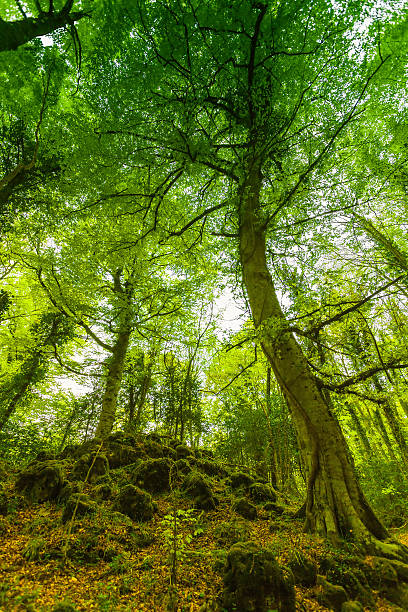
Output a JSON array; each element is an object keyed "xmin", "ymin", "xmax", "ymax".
[
  {"xmin": 0, "ymin": 2, "xmax": 88, "ymax": 52},
  {"xmin": 238, "ymin": 158, "xmax": 408, "ymax": 558},
  {"xmin": 95, "ymin": 270, "xmax": 133, "ymax": 439}
]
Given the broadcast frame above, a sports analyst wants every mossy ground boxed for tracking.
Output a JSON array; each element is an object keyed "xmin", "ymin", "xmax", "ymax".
[{"xmin": 0, "ymin": 436, "xmax": 404, "ymax": 611}]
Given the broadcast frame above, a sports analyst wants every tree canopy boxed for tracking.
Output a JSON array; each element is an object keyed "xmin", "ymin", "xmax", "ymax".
[{"xmin": 2, "ymin": 0, "xmax": 408, "ymax": 575}]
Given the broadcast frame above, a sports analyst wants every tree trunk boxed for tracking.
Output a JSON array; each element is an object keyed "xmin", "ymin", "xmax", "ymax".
[
  {"xmin": 0, "ymin": 353, "xmax": 41, "ymax": 431},
  {"xmin": 238, "ymin": 159, "xmax": 407, "ymax": 558},
  {"xmin": 0, "ymin": 9, "xmax": 88, "ymax": 52},
  {"xmin": 95, "ymin": 329, "xmax": 131, "ymax": 439}
]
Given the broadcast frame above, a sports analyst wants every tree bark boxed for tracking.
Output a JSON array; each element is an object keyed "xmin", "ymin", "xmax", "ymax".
[
  {"xmin": 238, "ymin": 158, "xmax": 407, "ymax": 558},
  {"xmin": 95, "ymin": 328, "xmax": 131, "ymax": 439},
  {"xmin": 0, "ymin": 7, "xmax": 88, "ymax": 52}
]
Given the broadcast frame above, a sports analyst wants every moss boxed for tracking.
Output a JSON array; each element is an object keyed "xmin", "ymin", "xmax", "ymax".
[
  {"xmin": 232, "ymin": 497, "xmax": 257, "ymax": 520},
  {"xmin": 62, "ymin": 494, "xmax": 97, "ymax": 523},
  {"xmin": 227, "ymin": 471, "xmax": 255, "ymax": 490},
  {"xmin": 175, "ymin": 444, "xmax": 192, "ymax": 459},
  {"xmin": 114, "ymin": 484, "xmax": 154, "ymax": 521},
  {"xmin": 183, "ymin": 471, "xmax": 217, "ymax": 511},
  {"xmin": 15, "ymin": 460, "xmax": 64, "ymax": 503},
  {"xmin": 71, "ymin": 453, "xmax": 109, "ymax": 483},
  {"xmin": 214, "ymin": 520, "xmax": 250, "ymax": 547},
  {"xmin": 132, "ymin": 458, "xmax": 173, "ymax": 493},
  {"xmin": 222, "ymin": 541, "xmax": 295, "ymax": 612},
  {"xmin": 317, "ymin": 575, "xmax": 348, "ymax": 612},
  {"xmin": 287, "ymin": 553, "xmax": 317, "ymax": 586},
  {"xmin": 249, "ymin": 482, "xmax": 277, "ymax": 503}
]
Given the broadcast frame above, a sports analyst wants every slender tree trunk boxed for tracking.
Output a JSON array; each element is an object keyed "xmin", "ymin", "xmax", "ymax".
[
  {"xmin": 346, "ymin": 403, "xmax": 373, "ymax": 458},
  {"xmin": 238, "ymin": 159, "xmax": 406, "ymax": 557},
  {"xmin": 95, "ymin": 329, "xmax": 131, "ymax": 439},
  {"xmin": 0, "ymin": 353, "xmax": 41, "ymax": 431}
]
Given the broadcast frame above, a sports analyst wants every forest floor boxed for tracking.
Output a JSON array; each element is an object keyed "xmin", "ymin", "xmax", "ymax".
[{"xmin": 0, "ymin": 435, "xmax": 406, "ymax": 611}]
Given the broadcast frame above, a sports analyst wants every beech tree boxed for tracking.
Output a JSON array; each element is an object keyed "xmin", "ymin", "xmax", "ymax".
[{"xmin": 86, "ymin": 0, "xmax": 408, "ymax": 556}]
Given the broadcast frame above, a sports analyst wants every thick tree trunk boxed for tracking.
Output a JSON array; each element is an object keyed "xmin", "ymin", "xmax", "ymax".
[
  {"xmin": 95, "ymin": 329, "xmax": 131, "ymax": 439},
  {"xmin": 0, "ymin": 8, "xmax": 88, "ymax": 52},
  {"xmin": 238, "ymin": 159, "xmax": 407, "ymax": 558}
]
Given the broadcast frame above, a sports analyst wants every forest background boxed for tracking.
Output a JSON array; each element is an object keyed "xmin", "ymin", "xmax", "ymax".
[{"xmin": 2, "ymin": 0, "xmax": 408, "ymax": 564}]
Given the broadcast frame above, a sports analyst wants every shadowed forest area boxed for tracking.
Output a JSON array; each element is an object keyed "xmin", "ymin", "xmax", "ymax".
[{"xmin": 2, "ymin": 0, "xmax": 408, "ymax": 610}]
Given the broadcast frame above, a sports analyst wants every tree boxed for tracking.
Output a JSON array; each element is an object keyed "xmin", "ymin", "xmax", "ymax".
[
  {"xmin": 89, "ymin": 0, "xmax": 408, "ymax": 555},
  {"xmin": 0, "ymin": 0, "xmax": 90, "ymax": 52}
]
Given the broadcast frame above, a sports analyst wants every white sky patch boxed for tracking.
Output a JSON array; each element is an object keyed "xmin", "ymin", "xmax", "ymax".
[{"xmin": 40, "ymin": 36, "xmax": 54, "ymax": 47}]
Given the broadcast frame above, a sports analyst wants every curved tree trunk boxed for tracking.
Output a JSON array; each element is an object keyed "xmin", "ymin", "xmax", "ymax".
[
  {"xmin": 0, "ymin": 6, "xmax": 88, "ymax": 52},
  {"xmin": 238, "ymin": 159, "xmax": 407, "ymax": 558},
  {"xmin": 95, "ymin": 328, "xmax": 131, "ymax": 439}
]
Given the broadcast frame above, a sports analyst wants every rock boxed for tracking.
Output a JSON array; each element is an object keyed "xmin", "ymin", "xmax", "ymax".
[
  {"xmin": 59, "ymin": 444, "xmax": 82, "ymax": 459},
  {"xmin": 227, "ymin": 472, "xmax": 254, "ymax": 490},
  {"xmin": 214, "ymin": 520, "xmax": 250, "ymax": 547},
  {"xmin": 263, "ymin": 501, "xmax": 285, "ymax": 515},
  {"xmin": 196, "ymin": 459, "xmax": 227, "ymax": 478},
  {"xmin": 288, "ymin": 553, "xmax": 317, "ymax": 586},
  {"xmin": 114, "ymin": 484, "xmax": 154, "ymax": 521},
  {"xmin": 132, "ymin": 458, "xmax": 173, "ymax": 493},
  {"xmin": 222, "ymin": 541, "xmax": 295, "ymax": 612},
  {"xmin": 93, "ymin": 484, "xmax": 113, "ymax": 501},
  {"xmin": 71, "ymin": 453, "xmax": 109, "ymax": 483},
  {"xmin": 174, "ymin": 458, "xmax": 191, "ymax": 475},
  {"xmin": 317, "ymin": 575, "xmax": 348, "ymax": 612},
  {"xmin": 334, "ymin": 567, "xmax": 374, "ymax": 608},
  {"xmin": 106, "ymin": 442, "xmax": 146, "ymax": 468},
  {"xmin": 341, "ymin": 602, "xmax": 364, "ymax": 612},
  {"xmin": 161, "ymin": 445, "xmax": 177, "ymax": 460},
  {"xmin": 232, "ymin": 497, "xmax": 257, "ymax": 520},
  {"xmin": 183, "ymin": 471, "xmax": 217, "ymax": 510},
  {"xmin": 62, "ymin": 494, "xmax": 96, "ymax": 523},
  {"xmin": 32, "ymin": 450, "xmax": 56, "ymax": 463},
  {"xmin": 15, "ymin": 460, "xmax": 63, "ymax": 503},
  {"xmin": 249, "ymin": 482, "xmax": 277, "ymax": 503},
  {"xmin": 57, "ymin": 481, "xmax": 81, "ymax": 504},
  {"xmin": 143, "ymin": 438, "xmax": 164, "ymax": 458},
  {"xmin": 52, "ymin": 602, "xmax": 78, "ymax": 612},
  {"xmin": 175, "ymin": 444, "xmax": 192, "ymax": 459},
  {"xmin": 107, "ymin": 431, "xmax": 137, "ymax": 446}
]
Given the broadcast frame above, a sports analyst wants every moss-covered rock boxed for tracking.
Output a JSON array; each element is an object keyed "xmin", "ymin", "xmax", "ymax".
[
  {"xmin": 175, "ymin": 444, "xmax": 192, "ymax": 459},
  {"xmin": 52, "ymin": 602, "xmax": 79, "ymax": 612},
  {"xmin": 57, "ymin": 481, "xmax": 81, "ymax": 504},
  {"xmin": 341, "ymin": 602, "xmax": 364, "ymax": 612},
  {"xmin": 222, "ymin": 541, "xmax": 295, "ymax": 612},
  {"xmin": 106, "ymin": 442, "xmax": 146, "ymax": 468},
  {"xmin": 93, "ymin": 483, "xmax": 113, "ymax": 501},
  {"xmin": 15, "ymin": 460, "xmax": 64, "ymax": 503},
  {"xmin": 287, "ymin": 553, "xmax": 317, "ymax": 586},
  {"xmin": 214, "ymin": 520, "xmax": 250, "ymax": 547},
  {"xmin": 174, "ymin": 458, "xmax": 192, "ymax": 475},
  {"xmin": 317, "ymin": 575, "xmax": 348, "ymax": 612},
  {"xmin": 132, "ymin": 458, "xmax": 173, "ymax": 493},
  {"xmin": 196, "ymin": 458, "xmax": 227, "ymax": 478},
  {"xmin": 114, "ymin": 484, "xmax": 154, "ymax": 521},
  {"xmin": 143, "ymin": 437, "xmax": 164, "ymax": 458},
  {"xmin": 71, "ymin": 453, "xmax": 109, "ymax": 483},
  {"xmin": 227, "ymin": 472, "xmax": 254, "ymax": 490},
  {"xmin": 232, "ymin": 497, "xmax": 257, "ymax": 520},
  {"xmin": 162, "ymin": 445, "xmax": 177, "ymax": 460},
  {"xmin": 62, "ymin": 494, "xmax": 97, "ymax": 523},
  {"xmin": 107, "ymin": 431, "xmax": 137, "ymax": 446},
  {"xmin": 183, "ymin": 471, "xmax": 217, "ymax": 510},
  {"xmin": 249, "ymin": 482, "xmax": 276, "ymax": 503},
  {"xmin": 263, "ymin": 501, "xmax": 285, "ymax": 515}
]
